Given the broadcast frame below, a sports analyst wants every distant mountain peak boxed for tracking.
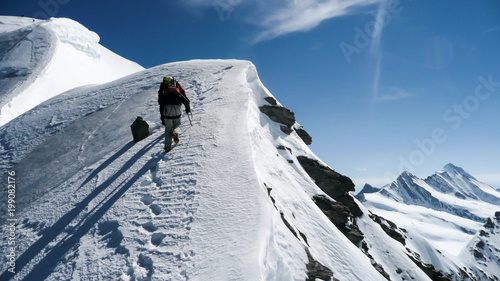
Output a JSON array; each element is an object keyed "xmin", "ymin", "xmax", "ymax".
[
  {"xmin": 355, "ymin": 184, "xmax": 380, "ymax": 201},
  {"xmin": 440, "ymin": 163, "xmax": 476, "ymax": 180},
  {"xmin": 399, "ymin": 170, "xmax": 417, "ymax": 180}
]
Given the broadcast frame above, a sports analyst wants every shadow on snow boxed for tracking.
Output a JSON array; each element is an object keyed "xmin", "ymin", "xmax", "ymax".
[{"xmin": 1, "ymin": 135, "xmax": 163, "ymax": 281}]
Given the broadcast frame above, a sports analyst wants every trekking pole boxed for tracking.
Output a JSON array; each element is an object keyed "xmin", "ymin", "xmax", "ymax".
[{"xmin": 188, "ymin": 112, "xmax": 193, "ymax": 126}]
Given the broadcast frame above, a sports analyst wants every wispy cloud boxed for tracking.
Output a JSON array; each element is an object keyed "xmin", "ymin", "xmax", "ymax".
[
  {"xmin": 375, "ymin": 86, "xmax": 413, "ymax": 101},
  {"xmin": 251, "ymin": 0, "xmax": 380, "ymax": 43},
  {"xmin": 181, "ymin": 0, "xmax": 381, "ymax": 43}
]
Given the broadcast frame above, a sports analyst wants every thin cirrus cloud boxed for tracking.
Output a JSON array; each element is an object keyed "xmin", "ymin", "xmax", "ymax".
[
  {"xmin": 251, "ymin": 0, "xmax": 380, "ymax": 43},
  {"xmin": 375, "ymin": 86, "xmax": 414, "ymax": 101},
  {"xmin": 181, "ymin": 0, "xmax": 381, "ymax": 43}
]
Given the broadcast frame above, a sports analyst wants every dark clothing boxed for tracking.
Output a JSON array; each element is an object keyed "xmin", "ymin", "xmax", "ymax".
[
  {"xmin": 158, "ymin": 82, "xmax": 190, "ymax": 122},
  {"xmin": 158, "ymin": 80, "xmax": 191, "ymax": 149}
]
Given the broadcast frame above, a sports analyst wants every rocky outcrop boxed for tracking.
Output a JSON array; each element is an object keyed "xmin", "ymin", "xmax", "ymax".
[
  {"xmin": 259, "ymin": 105, "xmax": 295, "ymax": 128},
  {"xmin": 295, "ymin": 128, "xmax": 312, "ymax": 145},
  {"xmin": 313, "ymin": 195, "xmax": 364, "ymax": 245},
  {"xmin": 297, "ymin": 155, "xmax": 364, "ymax": 244},
  {"xmin": 265, "ymin": 182, "xmax": 335, "ymax": 281},
  {"xmin": 406, "ymin": 251, "xmax": 453, "ymax": 281},
  {"xmin": 264, "ymin": 96, "xmax": 278, "ymax": 105},
  {"xmin": 368, "ymin": 213, "xmax": 407, "ymax": 246},
  {"xmin": 305, "ymin": 248, "xmax": 336, "ymax": 281},
  {"xmin": 259, "ymin": 98, "xmax": 312, "ymax": 145},
  {"xmin": 361, "ymin": 241, "xmax": 391, "ymax": 280},
  {"xmin": 297, "ymin": 156, "xmax": 354, "ymax": 199}
]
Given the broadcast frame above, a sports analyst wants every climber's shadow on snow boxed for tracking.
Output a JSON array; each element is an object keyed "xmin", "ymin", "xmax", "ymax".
[
  {"xmin": 78, "ymin": 141, "xmax": 136, "ymax": 189},
  {"xmin": 2, "ymin": 135, "xmax": 163, "ymax": 281}
]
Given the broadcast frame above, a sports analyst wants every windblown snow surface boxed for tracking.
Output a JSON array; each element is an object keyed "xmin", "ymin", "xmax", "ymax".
[{"xmin": 0, "ymin": 16, "xmax": 144, "ymax": 126}]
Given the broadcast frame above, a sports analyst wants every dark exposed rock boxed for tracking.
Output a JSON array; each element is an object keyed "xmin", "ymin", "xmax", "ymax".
[
  {"xmin": 344, "ymin": 227, "xmax": 365, "ymax": 246},
  {"xmin": 297, "ymin": 156, "xmax": 354, "ymax": 199},
  {"xmin": 305, "ymin": 248, "xmax": 336, "ymax": 281},
  {"xmin": 299, "ymin": 231, "xmax": 309, "ymax": 246},
  {"xmin": 480, "ymin": 230, "xmax": 490, "ymax": 237},
  {"xmin": 277, "ymin": 145, "xmax": 292, "ymax": 153},
  {"xmin": 485, "ymin": 218, "xmax": 495, "ymax": 228},
  {"xmin": 259, "ymin": 105, "xmax": 296, "ymax": 128},
  {"xmin": 264, "ymin": 96, "xmax": 277, "ymax": 105},
  {"xmin": 313, "ymin": 195, "xmax": 364, "ymax": 245},
  {"xmin": 280, "ymin": 125, "xmax": 293, "ymax": 135},
  {"xmin": 280, "ymin": 211, "xmax": 298, "ymax": 239},
  {"xmin": 259, "ymin": 101, "xmax": 312, "ymax": 144},
  {"xmin": 473, "ymin": 249, "xmax": 485, "ymax": 259},
  {"xmin": 299, "ymin": 155, "xmax": 365, "ymax": 245},
  {"xmin": 361, "ymin": 241, "xmax": 391, "ymax": 280},
  {"xmin": 476, "ymin": 240, "xmax": 485, "ymax": 249},
  {"xmin": 407, "ymin": 254, "xmax": 453, "ymax": 281},
  {"xmin": 296, "ymin": 128, "xmax": 312, "ymax": 145},
  {"xmin": 371, "ymin": 259, "xmax": 391, "ymax": 280},
  {"xmin": 369, "ymin": 213, "xmax": 406, "ymax": 246},
  {"xmin": 336, "ymin": 194, "xmax": 363, "ymax": 218}
]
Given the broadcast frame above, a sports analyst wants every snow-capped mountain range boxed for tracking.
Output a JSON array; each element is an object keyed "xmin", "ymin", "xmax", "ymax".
[
  {"xmin": 360, "ymin": 163, "xmax": 500, "ymax": 280},
  {"xmin": 1, "ymin": 16, "xmax": 498, "ymax": 281}
]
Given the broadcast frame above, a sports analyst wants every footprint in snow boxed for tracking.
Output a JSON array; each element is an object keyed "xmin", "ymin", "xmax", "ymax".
[
  {"xmin": 151, "ymin": 232, "xmax": 166, "ymax": 246},
  {"xmin": 141, "ymin": 222, "xmax": 158, "ymax": 232},
  {"xmin": 137, "ymin": 254, "xmax": 154, "ymax": 277},
  {"xmin": 150, "ymin": 204, "xmax": 162, "ymax": 216},
  {"xmin": 141, "ymin": 194, "xmax": 153, "ymax": 205}
]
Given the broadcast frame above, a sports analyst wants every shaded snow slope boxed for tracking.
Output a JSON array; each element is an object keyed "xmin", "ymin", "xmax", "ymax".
[
  {"xmin": 0, "ymin": 16, "xmax": 144, "ymax": 126},
  {"xmin": 0, "ymin": 60, "xmax": 393, "ymax": 280}
]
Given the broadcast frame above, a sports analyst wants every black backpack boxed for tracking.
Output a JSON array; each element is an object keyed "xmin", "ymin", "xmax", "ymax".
[{"xmin": 130, "ymin": 116, "xmax": 149, "ymax": 142}]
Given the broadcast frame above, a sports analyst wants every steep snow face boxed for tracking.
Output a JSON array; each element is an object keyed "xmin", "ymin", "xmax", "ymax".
[
  {"xmin": 0, "ymin": 16, "xmax": 144, "ymax": 126},
  {"xmin": 0, "ymin": 60, "xmax": 389, "ymax": 281}
]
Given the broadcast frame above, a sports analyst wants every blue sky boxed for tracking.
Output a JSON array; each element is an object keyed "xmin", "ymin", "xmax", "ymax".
[{"xmin": 2, "ymin": 0, "xmax": 500, "ymax": 190}]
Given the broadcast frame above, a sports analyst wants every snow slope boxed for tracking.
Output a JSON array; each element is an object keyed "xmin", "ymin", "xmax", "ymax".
[
  {"xmin": 0, "ymin": 16, "xmax": 144, "ymax": 126},
  {"xmin": 0, "ymin": 59, "xmax": 397, "ymax": 280}
]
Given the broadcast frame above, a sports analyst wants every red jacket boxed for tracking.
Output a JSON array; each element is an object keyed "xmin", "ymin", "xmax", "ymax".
[{"xmin": 158, "ymin": 82, "xmax": 187, "ymax": 99}]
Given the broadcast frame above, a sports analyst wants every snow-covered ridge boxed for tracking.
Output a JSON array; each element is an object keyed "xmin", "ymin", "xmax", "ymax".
[
  {"xmin": 44, "ymin": 18, "xmax": 101, "ymax": 58},
  {"xmin": 0, "ymin": 59, "xmax": 392, "ymax": 280},
  {"xmin": 0, "ymin": 16, "xmax": 144, "ymax": 126}
]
